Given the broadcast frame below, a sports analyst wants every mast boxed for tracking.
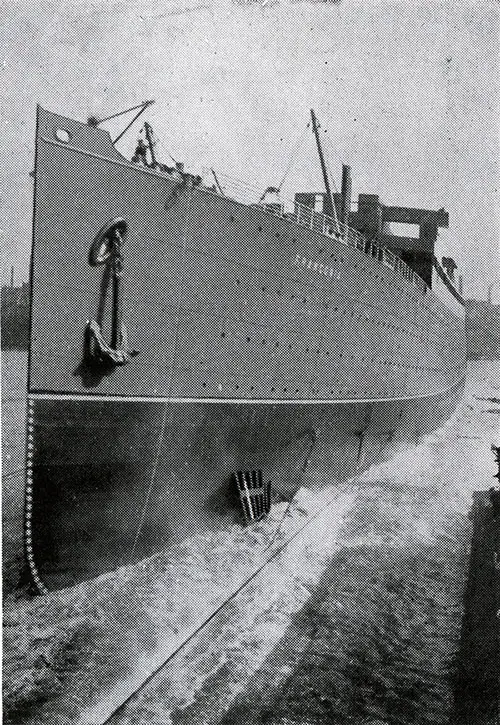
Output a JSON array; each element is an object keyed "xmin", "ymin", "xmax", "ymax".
[
  {"xmin": 144, "ymin": 122, "xmax": 157, "ymax": 167},
  {"xmin": 310, "ymin": 109, "xmax": 339, "ymax": 232},
  {"xmin": 340, "ymin": 164, "xmax": 352, "ymax": 228}
]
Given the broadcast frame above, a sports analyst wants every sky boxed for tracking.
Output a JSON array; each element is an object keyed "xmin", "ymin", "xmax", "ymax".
[{"xmin": 0, "ymin": 0, "xmax": 498, "ymax": 300}]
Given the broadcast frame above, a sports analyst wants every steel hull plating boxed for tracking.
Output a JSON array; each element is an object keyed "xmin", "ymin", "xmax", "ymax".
[
  {"xmin": 25, "ymin": 108, "xmax": 467, "ymax": 590},
  {"xmin": 28, "ymin": 380, "xmax": 464, "ymax": 590}
]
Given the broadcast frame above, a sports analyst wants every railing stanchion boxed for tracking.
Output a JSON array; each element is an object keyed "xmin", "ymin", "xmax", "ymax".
[{"xmin": 211, "ymin": 171, "xmax": 428, "ymax": 297}]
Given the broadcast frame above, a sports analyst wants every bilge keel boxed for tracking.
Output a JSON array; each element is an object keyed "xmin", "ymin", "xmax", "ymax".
[{"xmin": 26, "ymin": 105, "xmax": 466, "ymax": 591}]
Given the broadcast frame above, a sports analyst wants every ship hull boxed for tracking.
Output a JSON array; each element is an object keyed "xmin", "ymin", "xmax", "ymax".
[
  {"xmin": 27, "ymin": 379, "xmax": 464, "ymax": 590},
  {"xmin": 25, "ymin": 107, "xmax": 467, "ymax": 591}
]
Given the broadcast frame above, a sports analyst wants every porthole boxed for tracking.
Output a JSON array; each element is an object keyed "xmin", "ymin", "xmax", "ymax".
[
  {"xmin": 55, "ymin": 128, "xmax": 71, "ymax": 143},
  {"xmin": 221, "ymin": 332, "xmax": 225, "ymax": 338},
  {"xmin": 275, "ymin": 232, "xmax": 280, "ymax": 238},
  {"xmin": 258, "ymin": 225, "xmax": 262, "ymax": 232},
  {"xmin": 283, "ymin": 387, "xmax": 288, "ymax": 393},
  {"xmin": 262, "ymin": 339, "xmax": 266, "ymax": 345},
  {"xmin": 202, "ymin": 382, "xmax": 207, "ymax": 388},
  {"xmin": 230, "ymin": 214, "xmax": 235, "ymax": 222},
  {"xmin": 246, "ymin": 336, "xmax": 251, "ymax": 342}
]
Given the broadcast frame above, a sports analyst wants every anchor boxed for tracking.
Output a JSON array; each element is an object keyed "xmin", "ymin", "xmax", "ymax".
[{"xmin": 84, "ymin": 217, "xmax": 139, "ymax": 368}]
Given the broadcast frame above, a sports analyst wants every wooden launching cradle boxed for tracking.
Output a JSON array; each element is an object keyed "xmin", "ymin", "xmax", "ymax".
[{"xmin": 234, "ymin": 470, "xmax": 272, "ymax": 522}]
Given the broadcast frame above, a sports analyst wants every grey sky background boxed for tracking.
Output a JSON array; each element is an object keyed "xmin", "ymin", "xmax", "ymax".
[{"xmin": 0, "ymin": 0, "xmax": 498, "ymax": 299}]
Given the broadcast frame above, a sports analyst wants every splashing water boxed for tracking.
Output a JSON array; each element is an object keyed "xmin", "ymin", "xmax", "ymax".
[{"xmin": 2, "ymin": 356, "xmax": 499, "ymax": 725}]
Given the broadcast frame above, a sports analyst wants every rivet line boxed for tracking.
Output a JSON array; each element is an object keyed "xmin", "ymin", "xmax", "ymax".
[{"xmin": 24, "ymin": 399, "xmax": 49, "ymax": 595}]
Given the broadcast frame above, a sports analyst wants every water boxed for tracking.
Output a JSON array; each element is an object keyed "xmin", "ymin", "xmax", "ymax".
[
  {"xmin": 107, "ymin": 361, "xmax": 500, "ymax": 725},
  {"xmin": 2, "ymin": 352, "xmax": 500, "ymax": 724}
]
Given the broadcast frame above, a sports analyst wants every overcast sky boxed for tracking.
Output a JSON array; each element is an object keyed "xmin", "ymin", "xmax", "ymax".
[{"xmin": 0, "ymin": 0, "xmax": 498, "ymax": 299}]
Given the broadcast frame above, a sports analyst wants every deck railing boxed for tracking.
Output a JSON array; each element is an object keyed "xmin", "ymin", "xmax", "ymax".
[
  {"xmin": 280, "ymin": 200, "xmax": 428, "ymax": 295},
  {"xmin": 208, "ymin": 172, "xmax": 429, "ymax": 296}
]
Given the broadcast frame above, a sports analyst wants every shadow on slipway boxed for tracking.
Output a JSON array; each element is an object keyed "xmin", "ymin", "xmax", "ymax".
[{"xmin": 450, "ymin": 490, "xmax": 500, "ymax": 725}]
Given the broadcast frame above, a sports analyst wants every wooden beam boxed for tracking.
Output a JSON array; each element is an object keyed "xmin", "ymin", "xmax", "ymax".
[
  {"xmin": 382, "ymin": 206, "xmax": 449, "ymax": 228},
  {"xmin": 378, "ymin": 234, "xmax": 435, "ymax": 254}
]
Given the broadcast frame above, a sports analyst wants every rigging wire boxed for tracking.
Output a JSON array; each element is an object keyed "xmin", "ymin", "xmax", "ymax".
[
  {"xmin": 91, "ymin": 100, "xmax": 154, "ymax": 126},
  {"xmin": 129, "ymin": 403, "xmax": 169, "ymax": 564},
  {"xmin": 323, "ymin": 130, "xmax": 341, "ymax": 193},
  {"xmin": 123, "ymin": 105, "xmax": 179, "ymax": 166},
  {"xmin": 101, "ymin": 486, "xmax": 353, "ymax": 725},
  {"xmin": 275, "ymin": 120, "xmax": 311, "ymax": 192},
  {"xmin": 155, "ymin": 135, "xmax": 179, "ymax": 165},
  {"xmin": 211, "ymin": 167, "xmax": 225, "ymax": 195},
  {"xmin": 217, "ymin": 170, "xmax": 263, "ymax": 191},
  {"xmin": 113, "ymin": 102, "xmax": 154, "ymax": 145}
]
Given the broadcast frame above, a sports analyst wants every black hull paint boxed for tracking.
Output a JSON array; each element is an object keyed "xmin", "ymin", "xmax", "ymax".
[{"xmin": 27, "ymin": 379, "xmax": 464, "ymax": 591}]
